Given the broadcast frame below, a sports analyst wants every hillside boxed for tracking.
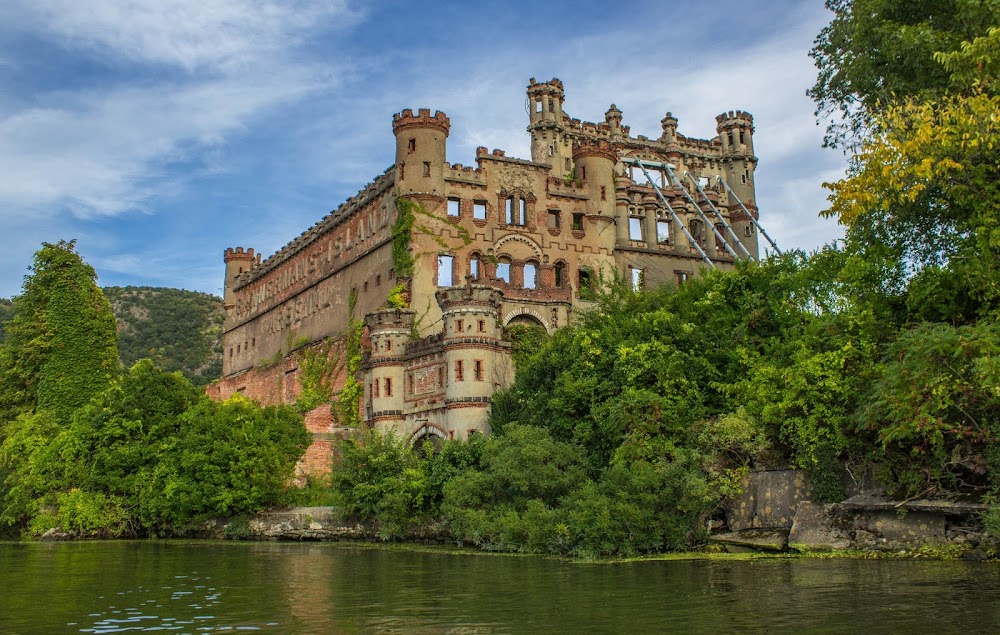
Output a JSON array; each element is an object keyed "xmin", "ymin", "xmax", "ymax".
[{"xmin": 102, "ymin": 287, "xmax": 224, "ymax": 386}]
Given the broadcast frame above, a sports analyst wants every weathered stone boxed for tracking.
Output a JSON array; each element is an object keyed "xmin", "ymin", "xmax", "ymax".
[
  {"xmin": 724, "ymin": 469, "xmax": 813, "ymax": 531},
  {"xmin": 39, "ymin": 527, "xmax": 75, "ymax": 541},
  {"xmin": 788, "ymin": 502, "xmax": 851, "ymax": 552},
  {"xmin": 710, "ymin": 528, "xmax": 789, "ymax": 552}
]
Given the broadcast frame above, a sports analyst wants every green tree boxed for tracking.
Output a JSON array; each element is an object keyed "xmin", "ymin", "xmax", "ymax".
[
  {"xmin": 0, "ymin": 241, "xmax": 118, "ymax": 423},
  {"xmin": 809, "ymin": 0, "xmax": 999, "ymax": 148}
]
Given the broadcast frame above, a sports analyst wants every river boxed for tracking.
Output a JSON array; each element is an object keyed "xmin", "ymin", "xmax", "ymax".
[{"xmin": 1, "ymin": 541, "xmax": 998, "ymax": 633}]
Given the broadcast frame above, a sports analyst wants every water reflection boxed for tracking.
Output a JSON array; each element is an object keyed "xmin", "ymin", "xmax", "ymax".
[{"xmin": 2, "ymin": 541, "xmax": 1000, "ymax": 633}]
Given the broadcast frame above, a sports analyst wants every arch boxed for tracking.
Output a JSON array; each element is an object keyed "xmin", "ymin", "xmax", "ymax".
[
  {"xmin": 502, "ymin": 307, "xmax": 550, "ymax": 331},
  {"xmin": 493, "ymin": 233, "xmax": 543, "ymax": 261},
  {"xmin": 408, "ymin": 421, "xmax": 448, "ymax": 453}
]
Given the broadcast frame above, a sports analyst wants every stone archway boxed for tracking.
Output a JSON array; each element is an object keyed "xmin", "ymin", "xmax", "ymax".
[
  {"xmin": 408, "ymin": 422, "xmax": 448, "ymax": 453},
  {"xmin": 502, "ymin": 307, "xmax": 550, "ymax": 331}
]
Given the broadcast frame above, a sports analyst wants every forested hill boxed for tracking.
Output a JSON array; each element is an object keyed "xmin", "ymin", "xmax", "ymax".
[
  {"xmin": 102, "ymin": 287, "xmax": 224, "ymax": 386},
  {"xmin": 0, "ymin": 288, "xmax": 224, "ymax": 386}
]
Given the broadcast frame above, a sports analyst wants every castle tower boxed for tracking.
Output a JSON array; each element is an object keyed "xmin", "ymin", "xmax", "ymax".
[
  {"xmin": 436, "ymin": 284, "xmax": 509, "ymax": 439},
  {"xmin": 392, "ymin": 108, "xmax": 450, "ymax": 198},
  {"xmin": 572, "ymin": 140, "xmax": 617, "ymax": 219},
  {"xmin": 527, "ymin": 78, "xmax": 569, "ymax": 171},
  {"xmin": 605, "ymin": 104, "xmax": 623, "ymax": 137},
  {"xmin": 660, "ymin": 112, "xmax": 678, "ymax": 144},
  {"xmin": 716, "ymin": 110, "xmax": 759, "ymax": 258},
  {"xmin": 222, "ymin": 247, "xmax": 258, "ymax": 312},
  {"xmin": 363, "ymin": 308, "xmax": 415, "ymax": 433}
]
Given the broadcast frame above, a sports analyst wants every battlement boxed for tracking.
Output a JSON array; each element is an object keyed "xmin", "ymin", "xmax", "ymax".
[
  {"xmin": 224, "ymin": 247, "xmax": 260, "ymax": 263},
  {"xmin": 392, "ymin": 108, "xmax": 451, "ymax": 136},
  {"xmin": 527, "ymin": 77, "xmax": 564, "ymax": 95},
  {"xmin": 572, "ymin": 139, "xmax": 617, "ymax": 162},
  {"xmin": 435, "ymin": 285, "xmax": 503, "ymax": 312},
  {"xmin": 715, "ymin": 110, "xmax": 755, "ymax": 130},
  {"xmin": 365, "ymin": 308, "xmax": 416, "ymax": 333}
]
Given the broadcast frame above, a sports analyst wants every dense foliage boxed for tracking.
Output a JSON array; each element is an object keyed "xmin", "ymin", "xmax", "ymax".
[
  {"xmin": 808, "ymin": 0, "xmax": 999, "ymax": 148},
  {"xmin": 103, "ymin": 286, "xmax": 224, "ymax": 386},
  {"xmin": 0, "ymin": 245, "xmax": 309, "ymax": 538}
]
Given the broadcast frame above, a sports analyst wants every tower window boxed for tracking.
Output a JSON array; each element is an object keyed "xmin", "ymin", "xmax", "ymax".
[
  {"xmin": 474, "ymin": 201, "xmax": 487, "ymax": 220},
  {"xmin": 689, "ymin": 219, "xmax": 705, "ymax": 246},
  {"xmin": 505, "ymin": 198, "xmax": 513, "ymax": 224},
  {"xmin": 384, "ymin": 378, "xmax": 392, "ymax": 397},
  {"xmin": 374, "ymin": 380, "xmax": 380, "ymax": 398},
  {"xmin": 745, "ymin": 224, "xmax": 754, "ymax": 237},
  {"xmin": 423, "ymin": 162, "xmax": 431, "ymax": 177},
  {"xmin": 474, "ymin": 360, "xmax": 484, "ymax": 381},
  {"xmin": 572, "ymin": 212, "xmax": 584, "ymax": 231},
  {"xmin": 554, "ymin": 261, "xmax": 566, "ymax": 287},
  {"xmin": 601, "ymin": 186, "xmax": 606, "ymax": 201},
  {"xmin": 739, "ymin": 130, "xmax": 745, "ymax": 144},
  {"xmin": 629, "ymin": 216, "xmax": 643, "ymax": 241},
  {"xmin": 447, "ymin": 198, "xmax": 460, "ymax": 217},
  {"xmin": 675, "ymin": 270, "xmax": 690, "ymax": 285},
  {"xmin": 408, "ymin": 138, "xmax": 416, "ymax": 153},
  {"xmin": 456, "ymin": 319, "xmax": 464, "ymax": 333},
  {"xmin": 437, "ymin": 255, "xmax": 454, "ymax": 286},
  {"xmin": 455, "ymin": 360, "xmax": 464, "ymax": 382},
  {"xmin": 478, "ymin": 319, "xmax": 486, "ymax": 332},
  {"xmin": 580, "ymin": 166, "xmax": 586, "ymax": 180},
  {"xmin": 519, "ymin": 198, "xmax": 527, "ymax": 225}
]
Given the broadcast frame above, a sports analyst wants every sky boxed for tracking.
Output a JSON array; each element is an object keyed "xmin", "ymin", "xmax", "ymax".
[{"xmin": 0, "ymin": 0, "xmax": 848, "ymax": 299}]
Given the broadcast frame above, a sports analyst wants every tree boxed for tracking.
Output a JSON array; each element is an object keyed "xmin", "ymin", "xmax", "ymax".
[
  {"xmin": 809, "ymin": 0, "xmax": 999, "ymax": 148},
  {"xmin": 0, "ymin": 241, "xmax": 118, "ymax": 424}
]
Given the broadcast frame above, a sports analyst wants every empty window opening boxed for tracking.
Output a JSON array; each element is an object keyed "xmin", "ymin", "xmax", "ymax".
[
  {"xmin": 536, "ymin": 100, "xmax": 542, "ymax": 113},
  {"xmin": 518, "ymin": 198, "xmax": 527, "ymax": 225},
  {"xmin": 408, "ymin": 138, "xmax": 416, "ymax": 153},
  {"xmin": 578, "ymin": 267, "xmax": 595, "ymax": 300},
  {"xmin": 447, "ymin": 199, "xmax": 460, "ymax": 217},
  {"xmin": 580, "ymin": 166, "xmax": 586, "ymax": 180},
  {"xmin": 715, "ymin": 224, "xmax": 727, "ymax": 249},
  {"xmin": 524, "ymin": 262, "xmax": 537, "ymax": 289},
  {"xmin": 572, "ymin": 212, "xmax": 584, "ymax": 231},
  {"xmin": 478, "ymin": 319, "xmax": 486, "ymax": 333},
  {"xmin": 374, "ymin": 380, "xmax": 380, "ymax": 398},
  {"xmin": 548, "ymin": 209, "xmax": 561, "ymax": 228},
  {"xmin": 675, "ymin": 270, "xmax": 690, "ymax": 285},
  {"xmin": 455, "ymin": 360, "xmax": 464, "ymax": 381},
  {"xmin": 657, "ymin": 220, "xmax": 671, "ymax": 244},
  {"xmin": 505, "ymin": 198, "xmax": 513, "ymax": 224},
  {"xmin": 437, "ymin": 255, "xmax": 454, "ymax": 286},
  {"xmin": 630, "ymin": 267, "xmax": 644, "ymax": 291},
  {"xmin": 474, "ymin": 360, "xmax": 484, "ymax": 381},
  {"xmin": 438, "ymin": 367, "xmax": 444, "ymax": 386},
  {"xmin": 469, "ymin": 254, "xmax": 480, "ymax": 280},
  {"xmin": 554, "ymin": 262, "xmax": 566, "ymax": 287},
  {"xmin": 601, "ymin": 186, "xmax": 607, "ymax": 201},
  {"xmin": 739, "ymin": 130, "xmax": 745, "ymax": 144},
  {"xmin": 473, "ymin": 201, "xmax": 487, "ymax": 220},
  {"xmin": 497, "ymin": 259, "xmax": 511, "ymax": 283},
  {"xmin": 386, "ymin": 338, "xmax": 392, "ymax": 351},
  {"xmin": 689, "ymin": 219, "xmax": 705, "ymax": 246},
  {"xmin": 422, "ymin": 162, "xmax": 431, "ymax": 177},
  {"xmin": 384, "ymin": 378, "xmax": 392, "ymax": 397},
  {"xmin": 629, "ymin": 216, "xmax": 643, "ymax": 241},
  {"xmin": 456, "ymin": 319, "xmax": 464, "ymax": 333},
  {"xmin": 745, "ymin": 224, "xmax": 754, "ymax": 237}
]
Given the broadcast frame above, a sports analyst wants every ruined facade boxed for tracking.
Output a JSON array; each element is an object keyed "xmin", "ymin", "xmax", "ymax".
[{"xmin": 208, "ymin": 78, "xmax": 761, "ymax": 472}]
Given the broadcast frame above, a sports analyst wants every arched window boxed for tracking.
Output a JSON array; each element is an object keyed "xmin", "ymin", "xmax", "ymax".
[
  {"xmin": 496, "ymin": 257, "xmax": 511, "ymax": 283},
  {"xmin": 554, "ymin": 261, "xmax": 566, "ymax": 287},
  {"xmin": 689, "ymin": 219, "xmax": 705, "ymax": 247},
  {"xmin": 714, "ymin": 224, "xmax": 726, "ymax": 250},
  {"xmin": 437, "ymin": 254, "xmax": 454, "ymax": 286},
  {"xmin": 523, "ymin": 260, "xmax": 538, "ymax": 289},
  {"xmin": 519, "ymin": 198, "xmax": 527, "ymax": 225},
  {"xmin": 469, "ymin": 252, "xmax": 481, "ymax": 280}
]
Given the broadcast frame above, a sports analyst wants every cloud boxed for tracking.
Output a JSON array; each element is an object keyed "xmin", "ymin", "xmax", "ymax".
[{"xmin": 3, "ymin": 0, "xmax": 358, "ymax": 72}]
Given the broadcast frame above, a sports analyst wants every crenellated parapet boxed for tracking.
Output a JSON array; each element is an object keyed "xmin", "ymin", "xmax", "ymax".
[
  {"xmin": 392, "ymin": 108, "xmax": 451, "ymax": 137},
  {"xmin": 224, "ymin": 247, "xmax": 260, "ymax": 264},
  {"xmin": 572, "ymin": 139, "xmax": 617, "ymax": 163}
]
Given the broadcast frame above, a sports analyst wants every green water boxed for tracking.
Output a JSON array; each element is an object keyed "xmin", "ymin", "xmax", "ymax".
[{"xmin": 1, "ymin": 541, "xmax": 999, "ymax": 633}]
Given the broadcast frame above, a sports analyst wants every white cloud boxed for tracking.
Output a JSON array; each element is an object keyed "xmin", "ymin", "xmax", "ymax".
[{"xmin": 3, "ymin": 0, "xmax": 358, "ymax": 72}]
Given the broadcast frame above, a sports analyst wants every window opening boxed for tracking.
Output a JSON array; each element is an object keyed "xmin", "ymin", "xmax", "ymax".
[
  {"xmin": 630, "ymin": 267, "xmax": 644, "ymax": 291},
  {"xmin": 437, "ymin": 255, "xmax": 454, "ymax": 286},
  {"xmin": 423, "ymin": 162, "xmax": 431, "ymax": 177},
  {"xmin": 384, "ymin": 378, "xmax": 392, "ymax": 397},
  {"xmin": 408, "ymin": 138, "xmax": 416, "ymax": 153},
  {"xmin": 657, "ymin": 220, "xmax": 670, "ymax": 244},
  {"xmin": 554, "ymin": 262, "xmax": 566, "ymax": 287},
  {"xmin": 469, "ymin": 254, "xmax": 480, "ymax": 280},
  {"xmin": 572, "ymin": 212, "xmax": 584, "ymax": 231},
  {"xmin": 473, "ymin": 201, "xmax": 487, "ymax": 220},
  {"xmin": 474, "ymin": 360, "xmax": 484, "ymax": 381},
  {"xmin": 548, "ymin": 209, "xmax": 561, "ymax": 229},
  {"xmin": 496, "ymin": 259, "xmax": 511, "ymax": 283},
  {"xmin": 524, "ymin": 262, "xmax": 537, "ymax": 289},
  {"xmin": 629, "ymin": 216, "xmax": 643, "ymax": 241},
  {"xmin": 447, "ymin": 199, "xmax": 460, "ymax": 216},
  {"xmin": 455, "ymin": 360, "xmax": 464, "ymax": 381}
]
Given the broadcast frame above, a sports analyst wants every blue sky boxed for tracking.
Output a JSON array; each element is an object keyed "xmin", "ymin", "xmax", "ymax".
[{"xmin": 0, "ymin": 0, "xmax": 847, "ymax": 299}]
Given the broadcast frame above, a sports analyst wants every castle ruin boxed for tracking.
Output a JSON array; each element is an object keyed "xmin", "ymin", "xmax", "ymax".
[{"xmin": 208, "ymin": 78, "xmax": 763, "ymax": 474}]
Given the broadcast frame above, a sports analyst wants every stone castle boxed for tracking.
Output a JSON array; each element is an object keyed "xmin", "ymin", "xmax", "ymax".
[{"xmin": 208, "ymin": 78, "xmax": 762, "ymax": 474}]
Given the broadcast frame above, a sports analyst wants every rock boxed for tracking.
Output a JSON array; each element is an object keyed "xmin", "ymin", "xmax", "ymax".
[
  {"xmin": 39, "ymin": 527, "xmax": 75, "ymax": 541},
  {"xmin": 710, "ymin": 528, "xmax": 789, "ymax": 552},
  {"xmin": 788, "ymin": 502, "xmax": 851, "ymax": 552}
]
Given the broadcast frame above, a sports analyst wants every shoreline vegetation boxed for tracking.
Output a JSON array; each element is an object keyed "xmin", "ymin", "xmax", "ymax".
[{"xmin": 2, "ymin": 3, "xmax": 999, "ymax": 561}]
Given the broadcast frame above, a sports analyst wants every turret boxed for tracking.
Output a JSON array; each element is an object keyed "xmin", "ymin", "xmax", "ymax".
[
  {"xmin": 660, "ymin": 112, "xmax": 678, "ymax": 144},
  {"xmin": 572, "ymin": 140, "xmax": 617, "ymax": 218},
  {"xmin": 436, "ymin": 284, "xmax": 506, "ymax": 437},
  {"xmin": 363, "ymin": 308, "xmax": 415, "ymax": 432},
  {"xmin": 223, "ymin": 247, "xmax": 259, "ymax": 311},
  {"xmin": 527, "ymin": 78, "xmax": 569, "ymax": 170},
  {"xmin": 605, "ymin": 104, "xmax": 623, "ymax": 137},
  {"xmin": 716, "ymin": 110, "xmax": 759, "ymax": 259},
  {"xmin": 393, "ymin": 108, "xmax": 450, "ymax": 197}
]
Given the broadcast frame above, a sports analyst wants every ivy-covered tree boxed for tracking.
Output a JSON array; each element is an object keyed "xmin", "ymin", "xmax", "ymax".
[{"xmin": 0, "ymin": 241, "xmax": 118, "ymax": 424}]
